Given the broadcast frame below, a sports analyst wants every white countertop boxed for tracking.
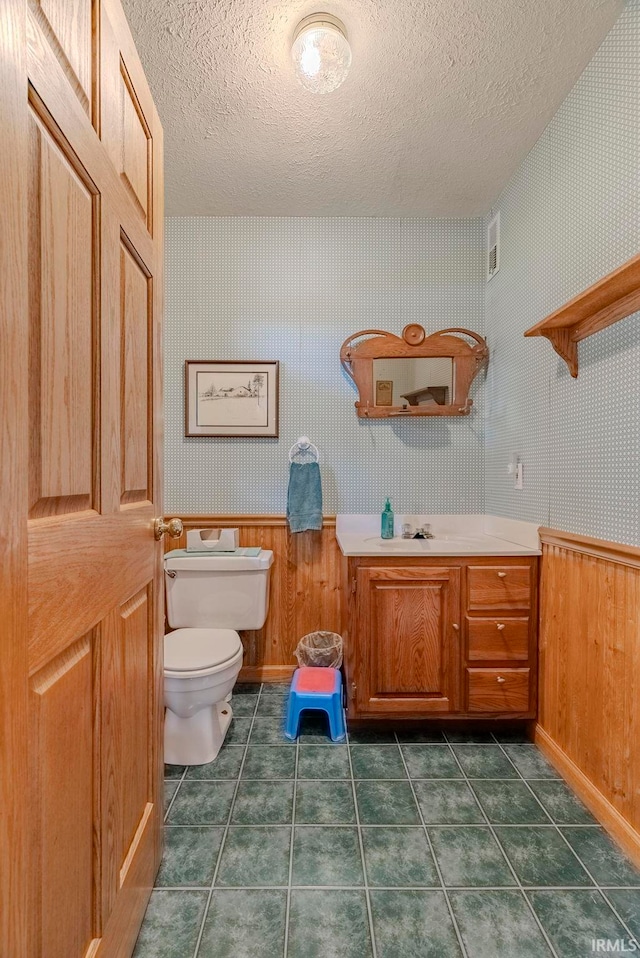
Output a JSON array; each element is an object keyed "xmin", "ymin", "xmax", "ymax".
[{"xmin": 335, "ymin": 514, "xmax": 541, "ymax": 557}]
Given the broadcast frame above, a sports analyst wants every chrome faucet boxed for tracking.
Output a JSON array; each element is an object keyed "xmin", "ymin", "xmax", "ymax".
[
  {"xmin": 401, "ymin": 522, "xmax": 435, "ymax": 539},
  {"xmin": 414, "ymin": 524, "xmax": 435, "ymax": 539}
]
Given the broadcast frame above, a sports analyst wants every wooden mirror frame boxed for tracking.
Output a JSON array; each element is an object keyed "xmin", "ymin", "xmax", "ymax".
[{"xmin": 340, "ymin": 324, "xmax": 489, "ymax": 418}]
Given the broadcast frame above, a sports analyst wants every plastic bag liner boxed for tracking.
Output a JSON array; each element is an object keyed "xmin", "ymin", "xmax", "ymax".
[{"xmin": 294, "ymin": 631, "xmax": 343, "ymax": 669}]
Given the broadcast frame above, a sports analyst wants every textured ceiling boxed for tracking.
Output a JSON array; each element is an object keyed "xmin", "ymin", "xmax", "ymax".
[{"xmin": 122, "ymin": 0, "xmax": 623, "ymax": 216}]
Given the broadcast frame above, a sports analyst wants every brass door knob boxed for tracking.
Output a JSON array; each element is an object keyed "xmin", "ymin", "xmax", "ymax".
[{"xmin": 154, "ymin": 517, "xmax": 184, "ymax": 540}]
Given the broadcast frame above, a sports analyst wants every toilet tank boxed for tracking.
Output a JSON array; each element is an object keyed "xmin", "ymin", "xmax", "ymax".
[{"xmin": 164, "ymin": 550, "xmax": 274, "ymax": 630}]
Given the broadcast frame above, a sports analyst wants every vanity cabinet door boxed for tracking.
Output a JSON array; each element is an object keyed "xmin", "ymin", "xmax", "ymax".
[{"xmin": 353, "ymin": 565, "xmax": 461, "ymax": 715}]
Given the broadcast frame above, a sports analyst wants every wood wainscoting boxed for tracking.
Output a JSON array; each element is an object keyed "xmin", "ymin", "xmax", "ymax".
[
  {"xmin": 164, "ymin": 516, "xmax": 343, "ymax": 682},
  {"xmin": 536, "ymin": 527, "xmax": 640, "ymax": 866}
]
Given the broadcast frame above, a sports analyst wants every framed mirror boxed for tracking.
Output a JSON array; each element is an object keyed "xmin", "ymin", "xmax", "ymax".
[{"xmin": 340, "ymin": 324, "xmax": 488, "ymax": 418}]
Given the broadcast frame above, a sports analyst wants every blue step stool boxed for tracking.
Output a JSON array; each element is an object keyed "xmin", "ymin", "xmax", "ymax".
[{"xmin": 284, "ymin": 667, "xmax": 346, "ymax": 742}]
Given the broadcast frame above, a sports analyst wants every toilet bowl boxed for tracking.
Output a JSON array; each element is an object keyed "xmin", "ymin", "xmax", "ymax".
[
  {"xmin": 163, "ymin": 548, "xmax": 273, "ymax": 766},
  {"xmin": 164, "ymin": 628, "xmax": 244, "ymax": 765}
]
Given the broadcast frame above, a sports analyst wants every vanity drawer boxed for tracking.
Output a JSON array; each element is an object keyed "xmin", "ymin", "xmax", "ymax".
[
  {"xmin": 466, "ymin": 668, "xmax": 530, "ymax": 712},
  {"xmin": 467, "ymin": 566, "xmax": 531, "ymax": 611},
  {"xmin": 466, "ymin": 617, "xmax": 530, "ymax": 661}
]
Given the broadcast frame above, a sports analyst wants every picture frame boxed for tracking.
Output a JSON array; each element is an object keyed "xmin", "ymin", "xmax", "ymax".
[
  {"xmin": 185, "ymin": 360, "xmax": 280, "ymax": 437},
  {"xmin": 375, "ymin": 379, "xmax": 393, "ymax": 406}
]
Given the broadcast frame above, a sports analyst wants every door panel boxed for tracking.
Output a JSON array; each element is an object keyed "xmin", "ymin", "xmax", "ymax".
[
  {"xmin": 30, "ymin": 634, "xmax": 96, "ymax": 958},
  {"xmin": 99, "ymin": 584, "xmax": 159, "ymax": 956},
  {"xmin": 119, "ymin": 63, "xmax": 150, "ymax": 226},
  {"xmin": 120, "ymin": 238, "xmax": 151, "ymax": 504},
  {"xmin": 31, "ymin": 0, "xmax": 93, "ymax": 116},
  {"xmin": 118, "ymin": 587, "xmax": 152, "ymax": 864},
  {"xmin": 28, "ymin": 108, "xmax": 97, "ymax": 519}
]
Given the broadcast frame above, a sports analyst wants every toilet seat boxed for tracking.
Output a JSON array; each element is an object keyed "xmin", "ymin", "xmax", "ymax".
[{"xmin": 165, "ymin": 628, "xmax": 243, "ymax": 674}]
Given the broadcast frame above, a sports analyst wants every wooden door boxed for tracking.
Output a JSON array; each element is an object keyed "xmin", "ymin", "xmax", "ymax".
[
  {"xmin": 354, "ymin": 566, "xmax": 461, "ymax": 715},
  {"xmin": 1, "ymin": 0, "xmax": 164, "ymax": 955},
  {"xmin": 1, "ymin": 3, "xmax": 30, "ymax": 956}
]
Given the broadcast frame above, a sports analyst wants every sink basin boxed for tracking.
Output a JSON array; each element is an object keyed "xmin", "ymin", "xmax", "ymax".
[{"xmin": 363, "ymin": 535, "xmax": 490, "ymax": 549}]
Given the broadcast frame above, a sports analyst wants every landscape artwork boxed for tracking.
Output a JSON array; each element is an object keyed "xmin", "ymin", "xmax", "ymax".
[
  {"xmin": 197, "ymin": 371, "xmax": 268, "ymax": 427},
  {"xmin": 185, "ymin": 361, "xmax": 279, "ymax": 437}
]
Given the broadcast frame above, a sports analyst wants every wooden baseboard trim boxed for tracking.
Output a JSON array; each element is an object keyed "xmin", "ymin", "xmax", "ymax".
[
  {"xmin": 534, "ymin": 724, "xmax": 640, "ymax": 868},
  {"xmin": 239, "ymin": 665, "xmax": 296, "ymax": 684}
]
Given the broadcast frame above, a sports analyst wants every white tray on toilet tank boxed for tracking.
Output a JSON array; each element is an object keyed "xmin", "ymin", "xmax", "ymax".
[{"xmin": 186, "ymin": 527, "xmax": 239, "ymax": 551}]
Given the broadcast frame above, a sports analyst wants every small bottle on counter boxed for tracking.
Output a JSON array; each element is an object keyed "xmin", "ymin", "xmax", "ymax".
[{"xmin": 381, "ymin": 498, "xmax": 394, "ymax": 539}]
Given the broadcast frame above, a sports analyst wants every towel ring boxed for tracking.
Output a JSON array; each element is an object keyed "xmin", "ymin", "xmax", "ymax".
[{"xmin": 288, "ymin": 436, "xmax": 320, "ymax": 463}]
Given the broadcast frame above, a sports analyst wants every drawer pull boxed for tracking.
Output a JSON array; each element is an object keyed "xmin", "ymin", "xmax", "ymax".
[
  {"xmin": 496, "ymin": 623, "xmax": 505, "ymax": 631},
  {"xmin": 452, "ymin": 623, "xmax": 460, "ymax": 631},
  {"xmin": 497, "ymin": 572, "xmax": 507, "ymax": 578},
  {"xmin": 497, "ymin": 676, "xmax": 506, "ymax": 684}
]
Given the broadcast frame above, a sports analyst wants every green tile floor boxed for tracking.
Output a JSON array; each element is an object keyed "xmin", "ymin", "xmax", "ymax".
[{"xmin": 136, "ymin": 684, "xmax": 640, "ymax": 958}]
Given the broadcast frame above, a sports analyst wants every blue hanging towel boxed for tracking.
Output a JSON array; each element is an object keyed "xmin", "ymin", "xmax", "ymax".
[{"xmin": 287, "ymin": 461, "xmax": 323, "ymax": 533}]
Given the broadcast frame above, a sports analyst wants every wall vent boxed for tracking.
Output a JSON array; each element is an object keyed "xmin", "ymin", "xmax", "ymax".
[{"xmin": 487, "ymin": 211, "xmax": 500, "ymax": 281}]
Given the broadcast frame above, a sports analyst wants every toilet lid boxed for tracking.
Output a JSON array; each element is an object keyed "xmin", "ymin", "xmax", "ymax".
[{"xmin": 164, "ymin": 628, "xmax": 242, "ymax": 672}]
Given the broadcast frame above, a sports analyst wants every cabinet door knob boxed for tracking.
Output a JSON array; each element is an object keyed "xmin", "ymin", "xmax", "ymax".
[
  {"xmin": 452, "ymin": 623, "xmax": 459, "ymax": 631},
  {"xmin": 497, "ymin": 571, "xmax": 507, "ymax": 578},
  {"xmin": 497, "ymin": 676, "xmax": 506, "ymax": 684},
  {"xmin": 496, "ymin": 623, "xmax": 505, "ymax": 631}
]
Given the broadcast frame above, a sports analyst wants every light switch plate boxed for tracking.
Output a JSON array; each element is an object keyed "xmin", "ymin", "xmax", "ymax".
[{"xmin": 515, "ymin": 462, "xmax": 524, "ymax": 490}]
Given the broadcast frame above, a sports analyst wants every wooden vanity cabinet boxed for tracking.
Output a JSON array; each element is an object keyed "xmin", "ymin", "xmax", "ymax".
[{"xmin": 343, "ymin": 555, "xmax": 538, "ymax": 722}]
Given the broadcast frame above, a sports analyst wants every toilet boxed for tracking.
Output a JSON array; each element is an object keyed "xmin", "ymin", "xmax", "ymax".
[{"xmin": 163, "ymin": 548, "xmax": 274, "ymax": 765}]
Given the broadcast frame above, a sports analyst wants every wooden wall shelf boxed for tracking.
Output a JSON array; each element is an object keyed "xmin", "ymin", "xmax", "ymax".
[{"xmin": 524, "ymin": 252, "xmax": 640, "ymax": 377}]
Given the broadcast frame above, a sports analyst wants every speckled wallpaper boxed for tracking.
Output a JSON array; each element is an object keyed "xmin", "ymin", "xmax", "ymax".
[
  {"xmin": 484, "ymin": 0, "xmax": 640, "ymax": 546},
  {"xmin": 164, "ymin": 3, "xmax": 638, "ymax": 545},
  {"xmin": 165, "ymin": 217, "xmax": 485, "ymax": 515}
]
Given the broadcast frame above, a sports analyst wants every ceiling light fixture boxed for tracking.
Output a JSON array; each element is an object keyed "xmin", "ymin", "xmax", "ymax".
[{"xmin": 291, "ymin": 14, "xmax": 351, "ymax": 94}]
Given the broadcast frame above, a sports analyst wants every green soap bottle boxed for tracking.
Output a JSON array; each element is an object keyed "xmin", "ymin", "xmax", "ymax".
[{"xmin": 381, "ymin": 497, "xmax": 394, "ymax": 539}]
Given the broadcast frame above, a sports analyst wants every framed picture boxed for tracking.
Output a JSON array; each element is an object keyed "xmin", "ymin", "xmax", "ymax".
[
  {"xmin": 185, "ymin": 360, "xmax": 280, "ymax": 437},
  {"xmin": 375, "ymin": 379, "xmax": 393, "ymax": 406}
]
